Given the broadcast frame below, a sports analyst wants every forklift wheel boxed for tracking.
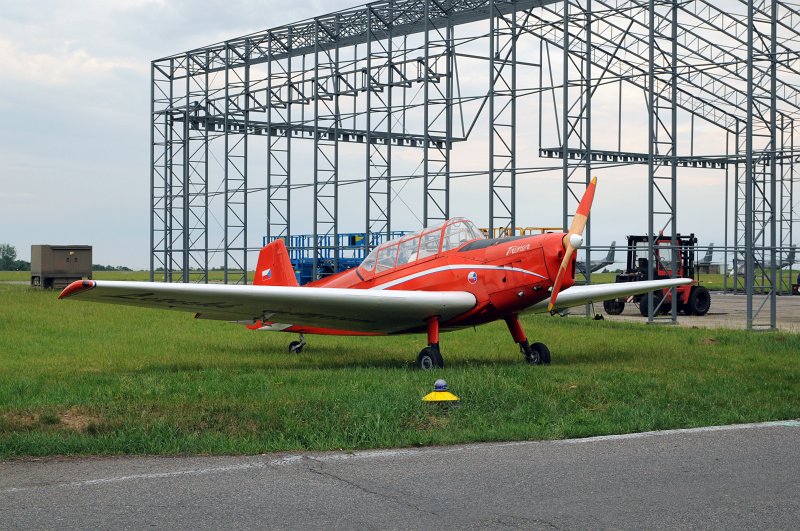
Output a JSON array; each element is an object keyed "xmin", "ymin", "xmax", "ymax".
[
  {"xmin": 689, "ymin": 286, "xmax": 711, "ymax": 316},
  {"xmin": 639, "ymin": 290, "xmax": 663, "ymax": 317},
  {"xmin": 603, "ymin": 299, "xmax": 625, "ymax": 315}
]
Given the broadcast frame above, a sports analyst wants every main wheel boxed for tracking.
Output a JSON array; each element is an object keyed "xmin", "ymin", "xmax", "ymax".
[
  {"xmin": 639, "ymin": 290, "xmax": 663, "ymax": 316},
  {"xmin": 288, "ymin": 340, "xmax": 304, "ymax": 354},
  {"xmin": 688, "ymin": 285, "xmax": 711, "ymax": 316},
  {"xmin": 603, "ymin": 299, "xmax": 625, "ymax": 315},
  {"xmin": 416, "ymin": 347, "xmax": 444, "ymax": 370}
]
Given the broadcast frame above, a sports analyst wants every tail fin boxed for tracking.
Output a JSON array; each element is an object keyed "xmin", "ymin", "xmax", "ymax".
[
  {"xmin": 254, "ymin": 239, "xmax": 299, "ymax": 287},
  {"xmin": 607, "ymin": 241, "xmax": 616, "ymax": 263},
  {"xmin": 701, "ymin": 243, "xmax": 714, "ymax": 264}
]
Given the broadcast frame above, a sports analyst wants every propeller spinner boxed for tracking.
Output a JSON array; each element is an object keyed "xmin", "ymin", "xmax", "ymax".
[{"xmin": 548, "ymin": 176, "xmax": 597, "ymax": 312}]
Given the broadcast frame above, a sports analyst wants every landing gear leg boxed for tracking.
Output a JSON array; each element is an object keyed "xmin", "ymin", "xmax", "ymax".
[
  {"xmin": 504, "ymin": 315, "xmax": 550, "ymax": 365},
  {"xmin": 416, "ymin": 317, "xmax": 444, "ymax": 370},
  {"xmin": 288, "ymin": 334, "xmax": 306, "ymax": 354}
]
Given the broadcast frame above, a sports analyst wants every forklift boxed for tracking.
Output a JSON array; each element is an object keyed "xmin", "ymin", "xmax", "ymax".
[{"xmin": 602, "ymin": 233, "xmax": 711, "ymax": 316}]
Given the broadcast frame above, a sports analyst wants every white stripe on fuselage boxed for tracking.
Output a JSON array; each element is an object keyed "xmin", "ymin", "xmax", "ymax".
[{"xmin": 371, "ymin": 264, "xmax": 546, "ymax": 290}]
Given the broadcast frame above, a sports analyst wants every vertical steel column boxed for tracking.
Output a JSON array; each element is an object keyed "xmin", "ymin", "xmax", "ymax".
[
  {"xmin": 185, "ymin": 51, "xmax": 210, "ymax": 284},
  {"xmin": 745, "ymin": 0, "xmax": 755, "ymax": 327},
  {"xmin": 365, "ymin": 4, "xmax": 393, "ymax": 250},
  {"xmin": 182, "ymin": 53, "xmax": 191, "ymax": 284},
  {"xmin": 267, "ymin": 30, "xmax": 292, "ymax": 249},
  {"xmin": 150, "ymin": 62, "xmax": 157, "ymax": 282},
  {"xmin": 559, "ymin": 0, "xmax": 593, "ymax": 311},
  {"xmin": 584, "ymin": 0, "xmax": 592, "ymax": 302},
  {"xmin": 724, "ymin": 131, "xmax": 730, "ymax": 293},
  {"xmin": 769, "ymin": 0, "xmax": 777, "ymax": 325},
  {"xmin": 645, "ymin": 0, "xmax": 678, "ymax": 323},
  {"xmin": 669, "ymin": 0, "xmax": 678, "ymax": 320},
  {"xmin": 167, "ymin": 57, "xmax": 183, "ymax": 284},
  {"xmin": 422, "ymin": 0, "xmax": 452, "ymax": 225},
  {"xmin": 489, "ymin": 0, "xmax": 518, "ymax": 236},
  {"xmin": 312, "ymin": 18, "xmax": 340, "ymax": 280},
  {"xmin": 223, "ymin": 41, "xmax": 250, "ymax": 285},
  {"xmin": 560, "ymin": 1, "xmax": 591, "ymax": 238},
  {"xmin": 734, "ymin": 122, "xmax": 744, "ymax": 295},
  {"xmin": 561, "ymin": 0, "xmax": 569, "ymax": 232},
  {"xmin": 742, "ymin": 0, "xmax": 777, "ymax": 327}
]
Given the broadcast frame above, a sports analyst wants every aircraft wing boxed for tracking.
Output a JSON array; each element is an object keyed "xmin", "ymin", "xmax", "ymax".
[
  {"xmin": 59, "ymin": 280, "xmax": 476, "ymax": 334},
  {"xmin": 526, "ymin": 278, "xmax": 694, "ymax": 314}
]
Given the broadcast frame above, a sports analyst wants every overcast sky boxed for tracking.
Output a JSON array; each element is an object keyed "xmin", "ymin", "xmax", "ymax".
[
  {"xmin": 1, "ymin": 0, "xmax": 745, "ymax": 269},
  {"xmin": 0, "ymin": 0, "xmax": 355, "ymax": 267}
]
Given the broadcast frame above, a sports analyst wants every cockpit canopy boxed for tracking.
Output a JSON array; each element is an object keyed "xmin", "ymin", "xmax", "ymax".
[{"xmin": 360, "ymin": 218, "xmax": 484, "ymax": 273}]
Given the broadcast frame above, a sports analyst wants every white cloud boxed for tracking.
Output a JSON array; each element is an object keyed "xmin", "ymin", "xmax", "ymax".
[{"xmin": 0, "ymin": 38, "xmax": 146, "ymax": 87}]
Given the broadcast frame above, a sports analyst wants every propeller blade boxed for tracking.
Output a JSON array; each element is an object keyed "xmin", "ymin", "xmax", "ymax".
[{"xmin": 548, "ymin": 177, "xmax": 597, "ymax": 312}]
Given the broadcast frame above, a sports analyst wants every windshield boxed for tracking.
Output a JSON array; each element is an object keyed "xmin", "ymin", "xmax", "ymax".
[
  {"xmin": 358, "ymin": 219, "xmax": 483, "ymax": 270},
  {"xmin": 442, "ymin": 219, "xmax": 484, "ymax": 251},
  {"xmin": 361, "ymin": 247, "xmax": 378, "ymax": 271}
]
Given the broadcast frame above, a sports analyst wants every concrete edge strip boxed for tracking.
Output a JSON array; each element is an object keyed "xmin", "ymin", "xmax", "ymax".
[{"xmin": 3, "ymin": 419, "xmax": 798, "ymax": 493}]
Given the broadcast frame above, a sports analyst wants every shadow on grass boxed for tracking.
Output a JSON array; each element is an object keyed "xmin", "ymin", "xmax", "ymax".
[{"xmin": 131, "ymin": 350, "xmax": 556, "ymax": 374}]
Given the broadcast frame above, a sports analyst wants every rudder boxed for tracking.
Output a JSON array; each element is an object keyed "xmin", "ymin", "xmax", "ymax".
[{"xmin": 254, "ymin": 239, "xmax": 299, "ymax": 287}]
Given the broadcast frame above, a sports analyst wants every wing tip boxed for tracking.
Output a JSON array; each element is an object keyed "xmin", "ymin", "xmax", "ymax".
[{"xmin": 59, "ymin": 280, "xmax": 96, "ymax": 299}]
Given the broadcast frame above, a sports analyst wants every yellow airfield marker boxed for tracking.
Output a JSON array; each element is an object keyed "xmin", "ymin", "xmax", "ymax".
[{"xmin": 422, "ymin": 379, "xmax": 460, "ymax": 402}]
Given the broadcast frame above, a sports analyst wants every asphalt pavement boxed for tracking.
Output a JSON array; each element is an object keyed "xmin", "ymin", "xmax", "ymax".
[{"xmin": 2, "ymin": 420, "xmax": 799, "ymax": 530}]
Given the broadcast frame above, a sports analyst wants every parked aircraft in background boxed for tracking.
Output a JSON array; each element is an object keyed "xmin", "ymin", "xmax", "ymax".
[
  {"xmin": 60, "ymin": 178, "xmax": 690, "ymax": 370},
  {"xmin": 698, "ymin": 243, "xmax": 716, "ymax": 266},
  {"xmin": 576, "ymin": 241, "xmax": 616, "ymax": 275},
  {"xmin": 729, "ymin": 246, "xmax": 796, "ymax": 276}
]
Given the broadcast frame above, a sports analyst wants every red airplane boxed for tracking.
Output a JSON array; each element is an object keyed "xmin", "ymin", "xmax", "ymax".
[{"xmin": 60, "ymin": 178, "xmax": 690, "ymax": 369}]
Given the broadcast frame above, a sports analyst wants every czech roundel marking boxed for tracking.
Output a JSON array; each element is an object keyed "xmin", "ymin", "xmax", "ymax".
[
  {"xmin": 262, "ymin": 268, "xmax": 272, "ymax": 279},
  {"xmin": 467, "ymin": 271, "xmax": 478, "ymax": 284}
]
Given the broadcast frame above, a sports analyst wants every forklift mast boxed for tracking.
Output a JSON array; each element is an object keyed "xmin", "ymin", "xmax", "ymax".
[{"xmin": 624, "ymin": 233, "xmax": 698, "ymax": 280}]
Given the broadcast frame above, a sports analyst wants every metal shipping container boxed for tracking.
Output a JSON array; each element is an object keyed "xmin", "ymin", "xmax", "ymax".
[{"xmin": 31, "ymin": 245, "xmax": 92, "ymax": 289}]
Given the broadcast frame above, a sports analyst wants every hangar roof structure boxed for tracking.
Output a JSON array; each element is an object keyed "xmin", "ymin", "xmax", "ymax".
[{"xmin": 151, "ymin": 0, "xmax": 799, "ymax": 328}]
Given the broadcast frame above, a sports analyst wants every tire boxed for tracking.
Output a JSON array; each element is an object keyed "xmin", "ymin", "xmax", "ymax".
[
  {"xmin": 689, "ymin": 285, "xmax": 711, "ymax": 316},
  {"xmin": 288, "ymin": 340, "xmax": 304, "ymax": 354},
  {"xmin": 639, "ymin": 290, "xmax": 663, "ymax": 317},
  {"xmin": 531, "ymin": 342, "xmax": 550, "ymax": 365},
  {"xmin": 417, "ymin": 347, "xmax": 443, "ymax": 370},
  {"xmin": 603, "ymin": 299, "xmax": 625, "ymax": 315}
]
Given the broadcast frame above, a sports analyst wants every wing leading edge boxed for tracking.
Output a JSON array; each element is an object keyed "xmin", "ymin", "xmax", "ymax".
[
  {"xmin": 526, "ymin": 278, "xmax": 694, "ymax": 314},
  {"xmin": 59, "ymin": 280, "xmax": 477, "ymax": 334}
]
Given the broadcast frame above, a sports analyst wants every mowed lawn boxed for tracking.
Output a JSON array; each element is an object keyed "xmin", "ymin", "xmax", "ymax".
[{"xmin": 0, "ymin": 282, "xmax": 798, "ymax": 458}]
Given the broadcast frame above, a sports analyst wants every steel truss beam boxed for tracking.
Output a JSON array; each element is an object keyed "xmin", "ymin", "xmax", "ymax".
[{"xmin": 150, "ymin": 0, "xmax": 799, "ymax": 330}]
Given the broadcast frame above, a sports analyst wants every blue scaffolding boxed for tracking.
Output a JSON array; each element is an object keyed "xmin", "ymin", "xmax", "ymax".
[{"xmin": 263, "ymin": 231, "xmax": 408, "ymax": 285}]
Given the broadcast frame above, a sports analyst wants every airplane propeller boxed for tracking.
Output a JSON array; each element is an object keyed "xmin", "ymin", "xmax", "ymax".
[{"xmin": 548, "ymin": 176, "xmax": 597, "ymax": 312}]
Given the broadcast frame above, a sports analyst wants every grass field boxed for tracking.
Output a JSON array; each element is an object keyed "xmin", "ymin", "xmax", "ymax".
[
  {"xmin": 1, "ymin": 282, "xmax": 798, "ymax": 459},
  {"xmin": 0, "ymin": 270, "xmax": 252, "ymax": 282}
]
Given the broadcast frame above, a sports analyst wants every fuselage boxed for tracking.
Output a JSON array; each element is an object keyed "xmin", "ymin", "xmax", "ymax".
[{"xmin": 275, "ymin": 218, "xmax": 574, "ymax": 334}]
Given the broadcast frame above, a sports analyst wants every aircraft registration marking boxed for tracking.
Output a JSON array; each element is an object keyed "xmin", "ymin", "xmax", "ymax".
[{"xmin": 506, "ymin": 243, "xmax": 531, "ymax": 256}]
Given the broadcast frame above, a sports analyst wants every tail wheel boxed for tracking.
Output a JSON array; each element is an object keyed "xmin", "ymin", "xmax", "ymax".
[
  {"xmin": 603, "ymin": 299, "xmax": 625, "ymax": 315},
  {"xmin": 689, "ymin": 286, "xmax": 711, "ymax": 316}
]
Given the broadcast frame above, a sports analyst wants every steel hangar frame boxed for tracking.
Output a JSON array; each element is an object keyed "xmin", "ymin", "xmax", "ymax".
[{"xmin": 151, "ymin": 0, "xmax": 800, "ymax": 329}]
